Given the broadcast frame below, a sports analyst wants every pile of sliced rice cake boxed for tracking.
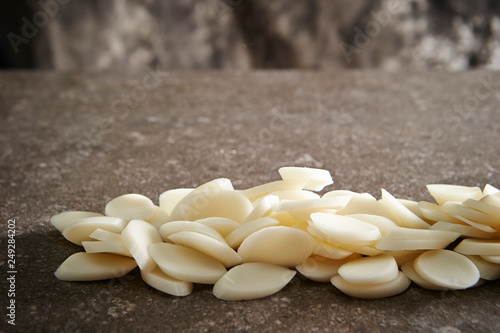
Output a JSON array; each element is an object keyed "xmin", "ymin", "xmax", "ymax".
[{"xmin": 51, "ymin": 167, "xmax": 500, "ymax": 300}]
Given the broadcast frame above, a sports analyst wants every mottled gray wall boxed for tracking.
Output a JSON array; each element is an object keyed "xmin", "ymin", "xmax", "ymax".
[{"xmin": 2, "ymin": 0, "xmax": 500, "ymax": 70}]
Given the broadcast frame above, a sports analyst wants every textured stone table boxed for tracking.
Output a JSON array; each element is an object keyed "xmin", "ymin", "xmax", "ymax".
[{"xmin": 1, "ymin": 70, "xmax": 499, "ymax": 332}]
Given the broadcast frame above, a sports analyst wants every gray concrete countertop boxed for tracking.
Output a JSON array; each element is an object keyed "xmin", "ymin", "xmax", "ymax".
[{"xmin": 1, "ymin": 70, "xmax": 499, "ymax": 332}]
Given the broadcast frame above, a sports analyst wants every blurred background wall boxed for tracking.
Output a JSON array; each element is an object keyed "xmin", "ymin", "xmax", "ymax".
[{"xmin": 1, "ymin": 0, "xmax": 500, "ymax": 71}]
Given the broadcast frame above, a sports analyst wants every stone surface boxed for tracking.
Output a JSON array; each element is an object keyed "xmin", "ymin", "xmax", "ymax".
[{"xmin": 1, "ymin": 70, "xmax": 500, "ymax": 332}]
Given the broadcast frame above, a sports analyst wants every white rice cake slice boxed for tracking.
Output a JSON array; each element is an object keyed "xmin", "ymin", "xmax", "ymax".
[
  {"xmin": 167, "ymin": 231, "xmax": 242, "ymax": 267},
  {"xmin": 309, "ymin": 212, "xmax": 381, "ymax": 245},
  {"xmin": 413, "ymin": 250, "xmax": 479, "ymax": 289},
  {"xmin": 430, "ymin": 221, "xmax": 499, "ymax": 239},
  {"xmin": 89, "ymin": 228, "xmax": 122, "ymax": 242},
  {"xmin": 225, "ymin": 217, "xmax": 280, "ymax": 249},
  {"xmin": 296, "ymin": 254, "xmax": 362, "ymax": 282},
  {"xmin": 380, "ymin": 189, "xmax": 430, "ymax": 229},
  {"xmin": 375, "ymin": 227, "xmax": 460, "ymax": 251},
  {"xmin": 144, "ymin": 206, "xmax": 170, "ymax": 229},
  {"xmin": 62, "ymin": 216, "xmax": 128, "ymax": 246},
  {"xmin": 54, "ymin": 252, "xmax": 137, "ymax": 281},
  {"xmin": 464, "ymin": 255, "xmax": 500, "ymax": 280},
  {"xmin": 240, "ymin": 179, "xmax": 308, "ymax": 202},
  {"xmin": 192, "ymin": 178, "xmax": 234, "ymax": 192},
  {"xmin": 244, "ymin": 195, "xmax": 279, "ymax": 222},
  {"xmin": 159, "ymin": 188, "xmax": 194, "ymax": 214},
  {"xmin": 121, "ymin": 219, "xmax": 163, "ymax": 272},
  {"xmin": 269, "ymin": 211, "xmax": 297, "ymax": 227},
  {"xmin": 417, "ymin": 201, "xmax": 464, "ymax": 224},
  {"xmin": 309, "ymin": 235, "xmax": 354, "ymax": 260},
  {"xmin": 483, "ymin": 184, "xmax": 500, "ymax": 196},
  {"xmin": 82, "ymin": 240, "xmax": 132, "ymax": 257},
  {"xmin": 274, "ymin": 196, "xmax": 351, "ymax": 222},
  {"xmin": 387, "ymin": 250, "xmax": 424, "ymax": 267},
  {"xmin": 331, "ymin": 271, "xmax": 410, "ymax": 299},
  {"xmin": 453, "ymin": 215, "xmax": 499, "ymax": 233},
  {"xmin": 336, "ymin": 195, "xmax": 394, "ymax": 220},
  {"xmin": 454, "ymin": 238, "xmax": 500, "ymax": 256},
  {"xmin": 141, "ymin": 267, "xmax": 193, "ymax": 297},
  {"xmin": 159, "ymin": 221, "xmax": 226, "ymax": 243},
  {"xmin": 267, "ymin": 190, "xmax": 320, "ymax": 201},
  {"xmin": 338, "ymin": 254, "xmax": 399, "ymax": 284},
  {"xmin": 348, "ymin": 214, "xmax": 397, "ymax": 236},
  {"xmin": 237, "ymin": 226, "xmax": 314, "ymax": 267},
  {"xmin": 480, "ymin": 255, "xmax": 500, "ymax": 264},
  {"xmin": 213, "ymin": 263, "xmax": 296, "ymax": 301},
  {"xmin": 195, "ymin": 217, "xmax": 240, "ymax": 237},
  {"xmin": 169, "ymin": 189, "xmax": 253, "ymax": 223},
  {"xmin": 323, "ymin": 190, "xmax": 374, "ymax": 200},
  {"xmin": 462, "ymin": 198, "xmax": 500, "ymax": 228},
  {"xmin": 480, "ymin": 194, "xmax": 500, "ymax": 207},
  {"xmin": 105, "ymin": 193, "xmax": 155, "ymax": 220},
  {"xmin": 440, "ymin": 202, "xmax": 500, "ymax": 229},
  {"xmin": 426, "ymin": 184, "xmax": 483, "ymax": 205},
  {"xmin": 328, "ymin": 242, "xmax": 385, "ymax": 257},
  {"xmin": 50, "ymin": 211, "xmax": 103, "ymax": 233},
  {"xmin": 396, "ymin": 199, "xmax": 428, "ymax": 221},
  {"xmin": 278, "ymin": 167, "xmax": 333, "ymax": 191},
  {"xmin": 401, "ymin": 260, "xmax": 447, "ymax": 290},
  {"xmin": 149, "ymin": 243, "xmax": 226, "ymax": 284}
]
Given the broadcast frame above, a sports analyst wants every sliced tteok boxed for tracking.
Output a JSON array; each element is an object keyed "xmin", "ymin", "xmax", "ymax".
[
  {"xmin": 169, "ymin": 189, "xmax": 253, "ymax": 223},
  {"xmin": 462, "ymin": 198, "xmax": 500, "ymax": 228},
  {"xmin": 375, "ymin": 227, "xmax": 460, "ymax": 251},
  {"xmin": 159, "ymin": 188, "xmax": 194, "ymax": 215},
  {"xmin": 167, "ymin": 231, "xmax": 242, "ymax": 267},
  {"xmin": 141, "ymin": 267, "xmax": 193, "ymax": 297},
  {"xmin": 50, "ymin": 211, "xmax": 104, "ymax": 233},
  {"xmin": 413, "ymin": 250, "xmax": 480, "ymax": 289},
  {"xmin": 331, "ymin": 271, "xmax": 410, "ymax": 299},
  {"xmin": 464, "ymin": 255, "xmax": 500, "ymax": 280},
  {"xmin": 89, "ymin": 228, "xmax": 122, "ymax": 242},
  {"xmin": 380, "ymin": 189, "xmax": 430, "ymax": 229},
  {"xmin": 278, "ymin": 167, "xmax": 333, "ymax": 191},
  {"xmin": 240, "ymin": 179, "xmax": 308, "ymax": 202},
  {"xmin": 121, "ymin": 219, "xmax": 163, "ymax": 272},
  {"xmin": 225, "ymin": 217, "xmax": 280, "ymax": 249},
  {"xmin": 400, "ymin": 260, "xmax": 446, "ymax": 290},
  {"xmin": 159, "ymin": 221, "xmax": 226, "ymax": 243},
  {"xmin": 105, "ymin": 193, "xmax": 155, "ymax": 220},
  {"xmin": 274, "ymin": 196, "xmax": 351, "ymax": 222},
  {"xmin": 54, "ymin": 252, "xmax": 137, "ymax": 281},
  {"xmin": 195, "ymin": 217, "xmax": 240, "ymax": 237},
  {"xmin": 426, "ymin": 184, "xmax": 483, "ymax": 205},
  {"xmin": 417, "ymin": 201, "xmax": 463, "ymax": 224},
  {"xmin": 429, "ymin": 221, "xmax": 499, "ymax": 239},
  {"xmin": 338, "ymin": 254, "xmax": 399, "ymax": 284},
  {"xmin": 310, "ymin": 235, "xmax": 354, "ymax": 260},
  {"xmin": 237, "ymin": 226, "xmax": 314, "ymax": 267},
  {"xmin": 454, "ymin": 239, "xmax": 500, "ymax": 256},
  {"xmin": 296, "ymin": 254, "xmax": 361, "ymax": 282},
  {"xmin": 244, "ymin": 195, "xmax": 279, "ymax": 222},
  {"xmin": 62, "ymin": 216, "xmax": 128, "ymax": 246},
  {"xmin": 213, "ymin": 263, "xmax": 296, "ymax": 301},
  {"xmin": 149, "ymin": 243, "xmax": 226, "ymax": 284},
  {"xmin": 82, "ymin": 240, "xmax": 132, "ymax": 257},
  {"xmin": 336, "ymin": 195, "xmax": 393, "ymax": 220},
  {"xmin": 348, "ymin": 214, "xmax": 397, "ymax": 236},
  {"xmin": 144, "ymin": 206, "xmax": 170, "ymax": 229},
  {"xmin": 309, "ymin": 212, "xmax": 381, "ymax": 245},
  {"xmin": 439, "ymin": 202, "xmax": 500, "ymax": 229}
]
